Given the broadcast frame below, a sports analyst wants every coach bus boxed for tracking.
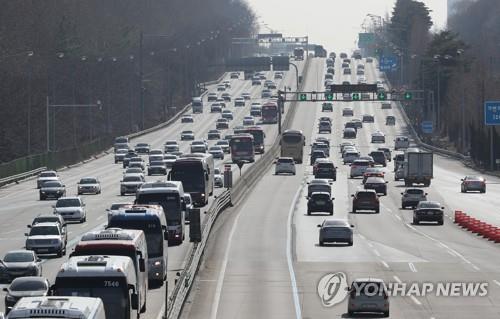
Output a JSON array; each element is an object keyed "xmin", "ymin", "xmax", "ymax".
[
  {"xmin": 280, "ymin": 129, "xmax": 305, "ymax": 163},
  {"xmin": 230, "ymin": 134, "xmax": 255, "ymax": 163},
  {"xmin": 107, "ymin": 205, "xmax": 168, "ymax": 287},
  {"xmin": 262, "ymin": 101, "xmax": 279, "ymax": 124},
  {"xmin": 243, "ymin": 126, "xmax": 266, "ymax": 154},
  {"xmin": 53, "ymin": 255, "xmax": 141, "ymax": 319}
]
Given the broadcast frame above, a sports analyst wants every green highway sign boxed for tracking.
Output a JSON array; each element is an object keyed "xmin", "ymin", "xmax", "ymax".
[
  {"xmin": 278, "ymin": 90, "xmax": 424, "ymax": 102},
  {"xmin": 377, "ymin": 92, "xmax": 387, "ymax": 100},
  {"xmin": 404, "ymin": 92, "xmax": 413, "ymax": 100},
  {"xmin": 352, "ymin": 93, "xmax": 360, "ymax": 101},
  {"xmin": 299, "ymin": 93, "xmax": 307, "ymax": 101},
  {"xmin": 325, "ymin": 93, "xmax": 334, "ymax": 101}
]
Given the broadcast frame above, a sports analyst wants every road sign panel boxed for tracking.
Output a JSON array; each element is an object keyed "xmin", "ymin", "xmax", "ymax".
[
  {"xmin": 421, "ymin": 120, "xmax": 434, "ymax": 134},
  {"xmin": 379, "ymin": 56, "xmax": 397, "ymax": 71},
  {"xmin": 271, "ymin": 56, "xmax": 290, "ymax": 71},
  {"xmin": 329, "ymin": 84, "xmax": 377, "ymax": 93},
  {"xmin": 484, "ymin": 101, "xmax": 500, "ymax": 125}
]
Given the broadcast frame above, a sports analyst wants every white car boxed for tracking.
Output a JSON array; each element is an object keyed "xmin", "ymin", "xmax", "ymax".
[
  {"xmin": 53, "ymin": 197, "xmax": 87, "ymax": 223},
  {"xmin": 371, "ymin": 131, "xmax": 386, "ymax": 143},
  {"xmin": 350, "ymin": 159, "xmax": 371, "ymax": 178},
  {"xmin": 243, "ymin": 116, "xmax": 255, "ymax": 126},
  {"xmin": 275, "ymin": 157, "xmax": 296, "ymax": 175},
  {"xmin": 394, "ymin": 136, "xmax": 410, "ymax": 150},
  {"xmin": 77, "ymin": 177, "xmax": 101, "ymax": 195},
  {"xmin": 241, "ymin": 92, "xmax": 251, "ymax": 100},
  {"xmin": 114, "ymin": 149, "xmax": 128, "ymax": 163},
  {"xmin": 208, "ymin": 146, "xmax": 224, "ymax": 160},
  {"xmin": 37, "ymin": 171, "xmax": 59, "ymax": 189}
]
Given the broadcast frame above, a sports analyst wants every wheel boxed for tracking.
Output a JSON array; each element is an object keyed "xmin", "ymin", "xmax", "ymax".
[
  {"xmin": 307, "ymin": 210, "xmax": 311, "ymax": 216},
  {"xmin": 348, "ymin": 310, "xmax": 354, "ymax": 316},
  {"xmin": 121, "ymin": 192, "xmax": 125, "ymax": 196},
  {"xmin": 57, "ymin": 250, "xmax": 63, "ymax": 258},
  {"xmin": 319, "ymin": 241, "xmax": 324, "ymax": 246},
  {"xmin": 39, "ymin": 196, "xmax": 45, "ymax": 201},
  {"xmin": 438, "ymin": 219, "xmax": 444, "ymax": 225},
  {"xmin": 375, "ymin": 209, "xmax": 380, "ymax": 214},
  {"xmin": 329, "ymin": 211, "xmax": 333, "ymax": 215},
  {"xmin": 77, "ymin": 192, "xmax": 81, "ymax": 195},
  {"xmin": 402, "ymin": 204, "xmax": 405, "ymax": 209},
  {"xmin": 481, "ymin": 189, "xmax": 486, "ymax": 193},
  {"xmin": 383, "ymin": 192, "xmax": 387, "ymax": 196},
  {"xmin": 413, "ymin": 218, "xmax": 419, "ymax": 225},
  {"xmin": 352, "ymin": 208, "xmax": 357, "ymax": 214},
  {"xmin": 347, "ymin": 240, "xmax": 353, "ymax": 246},
  {"xmin": 383, "ymin": 311, "xmax": 389, "ymax": 317}
]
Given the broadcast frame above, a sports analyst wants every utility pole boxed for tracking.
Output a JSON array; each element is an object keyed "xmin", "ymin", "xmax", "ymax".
[{"xmin": 139, "ymin": 31, "xmax": 145, "ymax": 130}]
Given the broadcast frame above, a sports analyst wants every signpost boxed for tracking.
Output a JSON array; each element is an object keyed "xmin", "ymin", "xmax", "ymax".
[
  {"xmin": 379, "ymin": 56, "xmax": 397, "ymax": 72},
  {"xmin": 421, "ymin": 120, "xmax": 434, "ymax": 134},
  {"xmin": 484, "ymin": 101, "xmax": 500, "ymax": 170},
  {"xmin": 329, "ymin": 84, "xmax": 378, "ymax": 93}
]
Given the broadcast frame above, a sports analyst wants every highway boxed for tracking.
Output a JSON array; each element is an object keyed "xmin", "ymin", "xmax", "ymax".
[
  {"xmin": 0, "ymin": 61, "xmax": 305, "ymax": 317},
  {"xmin": 183, "ymin": 57, "xmax": 500, "ymax": 319}
]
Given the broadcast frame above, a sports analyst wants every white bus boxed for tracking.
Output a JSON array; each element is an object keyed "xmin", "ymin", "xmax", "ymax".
[
  {"xmin": 71, "ymin": 228, "xmax": 148, "ymax": 307},
  {"xmin": 280, "ymin": 129, "xmax": 305, "ymax": 163},
  {"xmin": 107, "ymin": 205, "xmax": 168, "ymax": 287},
  {"xmin": 7, "ymin": 296, "xmax": 106, "ymax": 319},
  {"xmin": 53, "ymin": 255, "xmax": 141, "ymax": 319},
  {"xmin": 135, "ymin": 181, "xmax": 186, "ymax": 246}
]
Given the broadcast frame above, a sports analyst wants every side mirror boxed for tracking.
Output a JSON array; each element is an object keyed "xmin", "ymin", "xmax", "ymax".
[
  {"xmin": 139, "ymin": 258, "xmax": 146, "ymax": 272},
  {"xmin": 130, "ymin": 292, "xmax": 139, "ymax": 310},
  {"xmin": 351, "ymin": 225, "xmax": 355, "ymax": 228},
  {"xmin": 27, "ymin": 225, "xmax": 32, "ymax": 228},
  {"xmin": 331, "ymin": 197, "xmax": 335, "ymax": 200},
  {"xmin": 425, "ymin": 193, "xmax": 428, "ymax": 195},
  {"xmin": 386, "ymin": 181, "xmax": 389, "ymax": 184},
  {"xmin": 441, "ymin": 207, "xmax": 445, "ymax": 210},
  {"xmin": 400, "ymin": 192, "xmax": 403, "ymax": 195},
  {"xmin": 460, "ymin": 179, "xmax": 464, "ymax": 181},
  {"xmin": 24, "ymin": 233, "xmax": 29, "ymax": 236},
  {"xmin": 350, "ymin": 194, "xmax": 354, "ymax": 197},
  {"xmin": 317, "ymin": 224, "xmax": 322, "ymax": 228},
  {"xmin": 36, "ymin": 258, "xmax": 42, "ymax": 263},
  {"xmin": 2, "ymin": 287, "xmax": 7, "ymax": 292}
]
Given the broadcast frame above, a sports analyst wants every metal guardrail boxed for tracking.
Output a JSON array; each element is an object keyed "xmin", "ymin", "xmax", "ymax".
[
  {"xmin": 166, "ymin": 57, "xmax": 312, "ymax": 318},
  {"xmin": 0, "ymin": 167, "xmax": 47, "ymax": 187}
]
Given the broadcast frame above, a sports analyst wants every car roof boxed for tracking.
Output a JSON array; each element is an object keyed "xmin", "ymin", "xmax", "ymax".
[
  {"xmin": 366, "ymin": 177, "xmax": 385, "ymax": 182},
  {"xmin": 324, "ymin": 219, "xmax": 349, "ymax": 226},
  {"xmin": 309, "ymin": 179, "xmax": 330, "ymax": 185},
  {"xmin": 356, "ymin": 189, "xmax": 376, "ymax": 194},
  {"xmin": 31, "ymin": 222, "xmax": 59, "ymax": 228},
  {"xmin": 311, "ymin": 192, "xmax": 331, "ymax": 196}
]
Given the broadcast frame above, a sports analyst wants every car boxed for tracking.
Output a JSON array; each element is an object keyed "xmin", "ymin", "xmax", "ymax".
[
  {"xmin": 413, "ymin": 201, "xmax": 445, "ymax": 225},
  {"xmin": 275, "ymin": 157, "xmax": 296, "ymax": 175},
  {"xmin": 134, "ymin": 143, "xmax": 150, "ymax": 154},
  {"xmin": 307, "ymin": 179, "xmax": 332, "ymax": 197},
  {"xmin": 364, "ymin": 176, "xmax": 388, "ymax": 195},
  {"xmin": 181, "ymin": 115, "xmax": 194, "ymax": 123},
  {"xmin": 120, "ymin": 174, "xmax": 144, "ymax": 196},
  {"xmin": 307, "ymin": 192, "xmax": 334, "ymax": 215},
  {"xmin": 344, "ymin": 121, "xmax": 358, "ymax": 132},
  {"xmin": 319, "ymin": 116, "xmax": 332, "ymax": 124},
  {"xmin": 347, "ymin": 278, "xmax": 390, "ymax": 317},
  {"xmin": 214, "ymin": 168, "xmax": 224, "ymax": 188},
  {"xmin": 217, "ymin": 84, "xmax": 226, "ymax": 91},
  {"xmin": 207, "ymin": 92, "xmax": 218, "ymax": 101},
  {"xmin": 53, "ymin": 197, "xmax": 87, "ymax": 223},
  {"xmin": 36, "ymin": 171, "xmax": 59, "ymax": 189},
  {"xmin": 149, "ymin": 149, "xmax": 163, "ymax": 156},
  {"xmin": 363, "ymin": 167, "xmax": 385, "ymax": 184},
  {"xmin": 351, "ymin": 119, "xmax": 363, "ymax": 129},
  {"xmin": 318, "ymin": 219, "xmax": 354, "ymax": 246},
  {"xmin": 122, "ymin": 151, "xmax": 138, "ymax": 168},
  {"xmin": 326, "ymin": 67, "xmax": 335, "ymax": 74},
  {"xmin": 352, "ymin": 190, "xmax": 379, "ymax": 213},
  {"xmin": 3, "ymin": 277, "xmax": 50, "ymax": 314},
  {"xmin": 310, "ymin": 150, "xmax": 327, "ymax": 166},
  {"xmin": 342, "ymin": 93, "xmax": 352, "ymax": 101},
  {"xmin": 252, "ymin": 78, "xmax": 261, "ymax": 85},
  {"xmin": 318, "ymin": 121, "xmax": 332, "ymax": 133},
  {"xmin": 386, "ymin": 115, "xmax": 396, "ymax": 125},
  {"xmin": 393, "ymin": 152, "xmax": 405, "ymax": 171},
  {"xmin": 311, "ymin": 142, "xmax": 330, "ymax": 157},
  {"xmin": 362, "ymin": 114, "xmax": 374, "ymax": 123},
  {"xmin": 315, "ymin": 137, "xmax": 330, "ymax": 147},
  {"xmin": 208, "ymin": 146, "xmax": 225, "ymax": 160},
  {"xmin": 181, "ymin": 130, "xmax": 195, "ymax": 141},
  {"xmin": 243, "ymin": 116, "xmax": 255, "ymax": 126},
  {"xmin": 216, "ymin": 118, "xmax": 229, "ymax": 130},
  {"xmin": 371, "ymin": 131, "xmax": 386, "ymax": 143},
  {"xmin": 343, "ymin": 150, "xmax": 360, "ymax": 164},
  {"xmin": 366, "ymin": 57, "xmax": 373, "ymax": 63},
  {"xmin": 358, "ymin": 155, "xmax": 374, "ymax": 166},
  {"xmin": 461, "ymin": 175, "xmax": 486, "ymax": 193},
  {"xmin": 207, "ymin": 129, "xmax": 221, "ymax": 140},
  {"xmin": 356, "ymin": 64, "xmax": 365, "ymax": 70},
  {"xmin": 343, "ymin": 128, "xmax": 357, "ymax": 139},
  {"xmin": 0, "ymin": 250, "xmax": 42, "ymax": 284},
  {"xmin": 274, "ymin": 72, "xmax": 283, "ymax": 79},
  {"xmin": 401, "ymin": 188, "xmax": 428, "ymax": 209},
  {"xmin": 261, "ymin": 89, "xmax": 272, "ymax": 98},
  {"xmin": 350, "ymin": 159, "xmax": 371, "ymax": 178},
  {"xmin": 313, "ymin": 159, "xmax": 336, "ymax": 180},
  {"xmin": 342, "ymin": 62, "xmax": 349, "ymax": 68},
  {"xmin": 324, "ymin": 73, "xmax": 334, "ymax": 81},
  {"xmin": 230, "ymin": 72, "xmax": 239, "ymax": 79},
  {"xmin": 148, "ymin": 161, "xmax": 167, "ymax": 176},
  {"xmin": 394, "ymin": 164, "xmax": 405, "ymax": 181},
  {"xmin": 324, "ymin": 79, "xmax": 334, "ymax": 87},
  {"xmin": 377, "ymin": 147, "xmax": 392, "ymax": 162},
  {"xmin": 340, "ymin": 142, "xmax": 355, "ymax": 153},
  {"xmin": 340, "ymin": 53, "xmax": 347, "ymax": 59},
  {"xmin": 356, "ymin": 69, "xmax": 364, "ymax": 75},
  {"xmin": 221, "ymin": 92, "xmax": 232, "ymax": 101},
  {"xmin": 234, "ymin": 97, "xmax": 245, "ymax": 107},
  {"xmin": 148, "ymin": 154, "xmax": 164, "ymax": 165},
  {"xmin": 105, "ymin": 202, "xmax": 132, "ymax": 221},
  {"xmin": 128, "ymin": 160, "xmax": 145, "ymax": 172},
  {"xmin": 342, "ymin": 81, "xmax": 351, "ymax": 85},
  {"xmin": 369, "ymin": 151, "xmax": 387, "ymax": 167},
  {"xmin": 29, "ymin": 214, "xmax": 67, "ymax": 236},
  {"xmin": 77, "ymin": 177, "xmax": 101, "ymax": 195},
  {"xmin": 394, "ymin": 136, "xmax": 410, "ymax": 150},
  {"xmin": 210, "ymin": 102, "xmax": 222, "ymax": 113},
  {"xmin": 114, "ymin": 149, "xmax": 128, "ymax": 163},
  {"xmin": 123, "ymin": 167, "xmax": 144, "ymax": 178},
  {"xmin": 221, "ymin": 109, "xmax": 234, "ymax": 120},
  {"xmin": 241, "ymin": 92, "xmax": 251, "ymax": 100},
  {"xmin": 39, "ymin": 180, "xmax": 66, "ymax": 201},
  {"xmin": 258, "ymin": 72, "xmax": 266, "ymax": 80},
  {"xmin": 265, "ymin": 81, "xmax": 277, "ymax": 89},
  {"xmin": 190, "ymin": 142, "xmax": 207, "ymax": 153},
  {"xmin": 342, "ymin": 108, "xmax": 354, "ymax": 116},
  {"xmin": 25, "ymin": 222, "xmax": 67, "ymax": 257},
  {"xmin": 343, "ymin": 68, "xmax": 352, "ymax": 75},
  {"xmin": 163, "ymin": 154, "xmax": 177, "ymax": 168}
]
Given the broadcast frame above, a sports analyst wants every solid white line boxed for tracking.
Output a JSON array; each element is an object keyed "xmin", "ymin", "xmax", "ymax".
[
  {"xmin": 286, "ymin": 187, "xmax": 303, "ymax": 319},
  {"xmin": 373, "ymin": 249, "xmax": 381, "ymax": 257},
  {"xmin": 409, "ymin": 262, "xmax": 417, "ymax": 272},
  {"xmin": 410, "ymin": 295, "xmax": 422, "ymax": 306},
  {"xmin": 210, "ymin": 204, "xmax": 242, "ymax": 319},
  {"xmin": 381, "ymin": 261, "xmax": 390, "ymax": 269},
  {"xmin": 395, "ymin": 215, "xmax": 402, "ymax": 221}
]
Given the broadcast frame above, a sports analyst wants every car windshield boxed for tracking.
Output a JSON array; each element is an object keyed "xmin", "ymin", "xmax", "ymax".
[
  {"xmin": 4, "ymin": 252, "xmax": 34, "ymax": 262},
  {"xmin": 30, "ymin": 226, "xmax": 59, "ymax": 236},
  {"xmin": 357, "ymin": 192, "xmax": 375, "ymax": 199},
  {"xmin": 40, "ymin": 172, "xmax": 56, "ymax": 178},
  {"xmin": 419, "ymin": 202, "xmax": 441, "ymax": 209},
  {"xmin": 10, "ymin": 279, "xmax": 47, "ymax": 292},
  {"xmin": 79, "ymin": 178, "xmax": 97, "ymax": 184},
  {"xmin": 466, "ymin": 176, "xmax": 482, "ymax": 181},
  {"xmin": 56, "ymin": 199, "xmax": 80, "ymax": 207},
  {"xmin": 278, "ymin": 158, "xmax": 294, "ymax": 163},
  {"xmin": 137, "ymin": 143, "xmax": 148, "ymax": 147},
  {"xmin": 325, "ymin": 220, "xmax": 348, "ymax": 227},
  {"xmin": 43, "ymin": 181, "xmax": 62, "ymax": 187},
  {"xmin": 126, "ymin": 168, "xmax": 142, "ymax": 174},
  {"xmin": 407, "ymin": 189, "xmax": 424, "ymax": 195},
  {"xmin": 123, "ymin": 176, "xmax": 141, "ymax": 182}
]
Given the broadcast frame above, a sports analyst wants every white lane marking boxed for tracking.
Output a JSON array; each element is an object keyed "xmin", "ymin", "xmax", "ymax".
[
  {"xmin": 395, "ymin": 215, "xmax": 402, "ymax": 221},
  {"xmin": 210, "ymin": 204, "xmax": 242, "ymax": 319},
  {"xmin": 409, "ymin": 262, "xmax": 417, "ymax": 272},
  {"xmin": 381, "ymin": 260, "xmax": 390, "ymax": 269},
  {"xmin": 367, "ymin": 242, "xmax": 374, "ymax": 248},
  {"xmin": 393, "ymin": 276, "xmax": 402, "ymax": 284},
  {"xmin": 358, "ymin": 234, "xmax": 366, "ymax": 240},
  {"xmin": 373, "ymin": 249, "xmax": 381, "ymax": 257},
  {"xmin": 472, "ymin": 265, "xmax": 481, "ymax": 271},
  {"xmin": 447, "ymin": 250, "xmax": 457, "ymax": 257},
  {"xmin": 410, "ymin": 295, "xmax": 422, "ymax": 306},
  {"xmin": 286, "ymin": 186, "xmax": 303, "ymax": 319},
  {"xmin": 493, "ymin": 280, "xmax": 500, "ymax": 287}
]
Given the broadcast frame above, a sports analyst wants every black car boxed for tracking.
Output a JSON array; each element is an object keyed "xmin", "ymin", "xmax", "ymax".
[
  {"xmin": 134, "ymin": 143, "xmax": 150, "ymax": 154},
  {"xmin": 314, "ymin": 159, "xmax": 337, "ymax": 180},
  {"xmin": 39, "ymin": 181, "xmax": 66, "ymax": 201},
  {"xmin": 413, "ymin": 201, "xmax": 444, "ymax": 225},
  {"xmin": 364, "ymin": 177, "xmax": 388, "ymax": 195},
  {"xmin": 322, "ymin": 102, "xmax": 333, "ymax": 112},
  {"xmin": 181, "ymin": 115, "xmax": 194, "ymax": 123},
  {"xmin": 352, "ymin": 190, "xmax": 379, "ymax": 213},
  {"xmin": 0, "ymin": 250, "xmax": 42, "ymax": 284},
  {"xmin": 369, "ymin": 151, "xmax": 387, "ymax": 167},
  {"xmin": 3, "ymin": 277, "xmax": 50, "ymax": 314},
  {"xmin": 207, "ymin": 130, "xmax": 221, "ymax": 140},
  {"xmin": 307, "ymin": 192, "xmax": 334, "ymax": 215},
  {"xmin": 310, "ymin": 150, "xmax": 327, "ymax": 165},
  {"xmin": 362, "ymin": 114, "xmax": 375, "ymax": 123},
  {"xmin": 148, "ymin": 161, "xmax": 167, "ymax": 176}
]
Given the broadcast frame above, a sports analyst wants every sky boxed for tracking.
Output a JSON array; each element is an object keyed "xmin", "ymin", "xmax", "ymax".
[{"xmin": 246, "ymin": 0, "xmax": 447, "ymax": 53}]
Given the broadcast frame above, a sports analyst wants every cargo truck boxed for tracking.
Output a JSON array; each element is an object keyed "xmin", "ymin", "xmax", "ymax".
[{"xmin": 403, "ymin": 150, "xmax": 433, "ymax": 186}]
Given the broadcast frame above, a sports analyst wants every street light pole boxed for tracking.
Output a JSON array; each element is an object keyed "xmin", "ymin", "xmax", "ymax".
[
  {"xmin": 139, "ymin": 31, "xmax": 145, "ymax": 130},
  {"xmin": 289, "ymin": 62, "xmax": 299, "ymax": 90}
]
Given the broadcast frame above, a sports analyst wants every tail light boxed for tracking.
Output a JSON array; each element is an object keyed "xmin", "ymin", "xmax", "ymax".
[{"xmin": 351, "ymin": 165, "xmax": 357, "ymax": 169}]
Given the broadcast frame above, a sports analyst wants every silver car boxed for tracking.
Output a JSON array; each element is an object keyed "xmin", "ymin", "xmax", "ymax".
[
  {"xmin": 349, "ymin": 159, "xmax": 370, "ymax": 178},
  {"xmin": 348, "ymin": 278, "xmax": 390, "ymax": 317},
  {"xmin": 53, "ymin": 197, "xmax": 87, "ymax": 223},
  {"xmin": 36, "ymin": 171, "xmax": 59, "ymax": 189},
  {"xmin": 39, "ymin": 180, "xmax": 66, "ymax": 201},
  {"xmin": 114, "ymin": 149, "xmax": 128, "ymax": 163},
  {"xmin": 25, "ymin": 222, "xmax": 66, "ymax": 257},
  {"xmin": 214, "ymin": 168, "xmax": 224, "ymax": 188},
  {"xmin": 0, "ymin": 250, "xmax": 42, "ymax": 284},
  {"xmin": 208, "ymin": 146, "xmax": 224, "ymax": 160},
  {"xmin": 275, "ymin": 157, "xmax": 296, "ymax": 175},
  {"xmin": 318, "ymin": 219, "xmax": 354, "ymax": 246},
  {"xmin": 401, "ymin": 188, "xmax": 428, "ymax": 209},
  {"xmin": 343, "ymin": 151, "xmax": 360, "ymax": 164},
  {"xmin": 77, "ymin": 177, "xmax": 101, "ymax": 195},
  {"xmin": 120, "ymin": 174, "xmax": 144, "ymax": 196}
]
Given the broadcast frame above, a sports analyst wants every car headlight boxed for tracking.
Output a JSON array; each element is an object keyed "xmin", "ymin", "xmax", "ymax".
[
  {"xmin": 5, "ymin": 294, "xmax": 16, "ymax": 302},
  {"xmin": 154, "ymin": 261, "xmax": 162, "ymax": 266}
]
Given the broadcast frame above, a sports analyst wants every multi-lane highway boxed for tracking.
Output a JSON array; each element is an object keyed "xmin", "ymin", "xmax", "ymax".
[
  {"xmin": 0, "ymin": 61, "xmax": 305, "ymax": 317},
  {"xmin": 183, "ymin": 57, "xmax": 500, "ymax": 318}
]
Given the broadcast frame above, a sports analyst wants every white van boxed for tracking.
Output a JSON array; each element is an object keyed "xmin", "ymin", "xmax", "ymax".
[
  {"xmin": 394, "ymin": 136, "xmax": 410, "ymax": 150},
  {"xmin": 192, "ymin": 97, "xmax": 203, "ymax": 113},
  {"xmin": 7, "ymin": 296, "xmax": 106, "ymax": 319}
]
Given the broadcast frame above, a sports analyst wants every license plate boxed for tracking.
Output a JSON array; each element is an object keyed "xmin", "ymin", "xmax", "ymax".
[
  {"xmin": 427, "ymin": 212, "xmax": 434, "ymax": 215},
  {"xmin": 38, "ymin": 249, "xmax": 49, "ymax": 253},
  {"xmin": 317, "ymin": 201, "xmax": 326, "ymax": 205}
]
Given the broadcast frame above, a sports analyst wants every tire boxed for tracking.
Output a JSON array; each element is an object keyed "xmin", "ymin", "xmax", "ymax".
[
  {"xmin": 39, "ymin": 196, "xmax": 45, "ymax": 201},
  {"xmin": 348, "ymin": 311, "xmax": 354, "ymax": 316},
  {"xmin": 352, "ymin": 208, "xmax": 357, "ymax": 214},
  {"xmin": 347, "ymin": 240, "xmax": 353, "ymax": 246},
  {"xmin": 329, "ymin": 211, "xmax": 333, "ymax": 215},
  {"xmin": 413, "ymin": 218, "xmax": 419, "ymax": 225},
  {"xmin": 384, "ymin": 311, "xmax": 389, "ymax": 317},
  {"xmin": 121, "ymin": 192, "xmax": 125, "ymax": 196},
  {"xmin": 319, "ymin": 241, "xmax": 324, "ymax": 246},
  {"xmin": 57, "ymin": 250, "xmax": 63, "ymax": 258},
  {"xmin": 438, "ymin": 219, "xmax": 444, "ymax": 225},
  {"xmin": 402, "ymin": 204, "xmax": 406, "ymax": 209},
  {"xmin": 307, "ymin": 210, "xmax": 311, "ymax": 216},
  {"xmin": 375, "ymin": 209, "xmax": 380, "ymax": 214}
]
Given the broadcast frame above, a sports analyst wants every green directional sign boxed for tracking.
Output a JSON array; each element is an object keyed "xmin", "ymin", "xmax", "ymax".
[
  {"xmin": 325, "ymin": 93, "xmax": 334, "ymax": 101},
  {"xmin": 377, "ymin": 92, "xmax": 387, "ymax": 101},
  {"xmin": 352, "ymin": 93, "xmax": 360, "ymax": 101},
  {"xmin": 299, "ymin": 93, "xmax": 307, "ymax": 101},
  {"xmin": 404, "ymin": 92, "xmax": 413, "ymax": 100}
]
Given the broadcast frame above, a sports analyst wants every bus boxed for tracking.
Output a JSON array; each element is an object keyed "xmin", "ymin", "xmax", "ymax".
[
  {"xmin": 71, "ymin": 228, "xmax": 148, "ymax": 304},
  {"xmin": 262, "ymin": 102, "xmax": 278, "ymax": 124},
  {"xmin": 294, "ymin": 47, "xmax": 305, "ymax": 60},
  {"xmin": 280, "ymin": 129, "xmax": 305, "ymax": 163},
  {"xmin": 243, "ymin": 126, "xmax": 266, "ymax": 154},
  {"xmin": 230, "ymin": 134, "xmax": 255, "ymax": 163},
  {"xmin": 107, "ymin": 205, "xmax": 168, "ymax": 287},
  {"xmin": 169, "ymin": 154, "xmax": 214, "ymax": 206},
  {"xmin": 53, "ymin": 255, "xmax": 141, "ymax": 319},
  {"xmin": 7, "ymin": 297, "xmax": 106, "ymax": 319},
  {"xmin": 135, "ymin": 182, "xmax": 186, "ymax": 246}
]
